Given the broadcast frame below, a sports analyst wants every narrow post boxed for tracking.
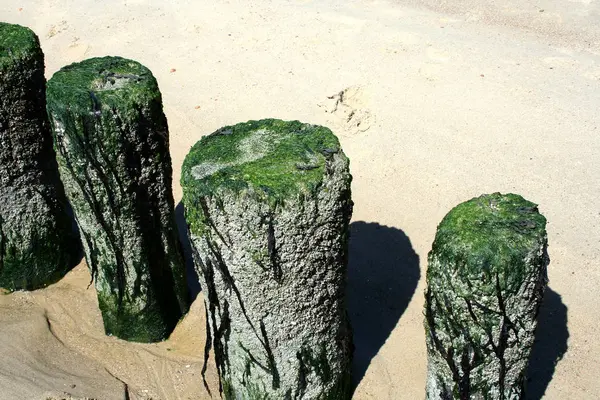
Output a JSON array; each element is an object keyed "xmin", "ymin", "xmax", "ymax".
[
  {"xmin": 46, "ymin": 56, "xmax": 188, "ymax": 342},
  {"xmin": 181, "ymin": 119, "xmax": 353, "ymax": 399},
  {"xmin": 0, "ymin": 23, "xmax": 78, "ymax": 290},
  {"xmin": 424, "ymin": 193, "xmax": 549, "ymax": 399}
]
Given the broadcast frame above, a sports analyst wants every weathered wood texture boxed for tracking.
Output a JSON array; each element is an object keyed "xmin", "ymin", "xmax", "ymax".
[
  {"xmin": 0, "ymin": 22, "xmax": 78, "ymax": 290},
  {"xmin": 46, "ymin": 56, "xmax": 188, "ymax": 342},
  {"xmin": 181, "ymin": 119, "xmax": 353, "ymax": 399},
  {"xmin": 425, "ymin": 193, "xmax": 549, "ymax": 400}
]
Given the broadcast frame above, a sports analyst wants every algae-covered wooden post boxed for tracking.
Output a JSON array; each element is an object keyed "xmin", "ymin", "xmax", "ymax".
[
  {"xmin": 424, "ymin": 193, "xmax": 549, "ymax": 400},
  {"xmin": 0, "ymin": 23, "xmax": 78, "ymax": 290},
  {"xmin": 46, "ymin": 56, "xmax": 188, "ymax": 342},
  {"xmin": 181, "ymin": 119, "xmax": 354, "ymax": 399}
]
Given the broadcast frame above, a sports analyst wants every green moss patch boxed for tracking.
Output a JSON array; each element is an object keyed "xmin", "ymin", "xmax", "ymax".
[
  {"xmin": 0, "ymin": 22, "xmax": 40, "ymax": 70},
  {"xmin": 0, "ymin": 237, "xmax": 70, "ymax": 291},
  {"xmin": 181, "ymin": 119, "xmax": 341, "ymax": 202},
  {"xmin": 430, "ymin": 192, "xmax": 547, "ymax": 293},
  {"xmin": 97, "ymin": 291, "xmax": 172, "ymax": 343},
  {"xmin": 46, "ymin": 56, "xmax": 161, "ymax": 122}
]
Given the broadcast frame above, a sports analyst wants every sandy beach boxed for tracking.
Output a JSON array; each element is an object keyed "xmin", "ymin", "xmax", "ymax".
[{"xmin": 0, "ymin": 0, "xmax": 599, "ymax": 398}]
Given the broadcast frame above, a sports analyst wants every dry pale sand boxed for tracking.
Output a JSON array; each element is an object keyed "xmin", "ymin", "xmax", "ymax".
[{"xmin": 1, "ymin": 0, "xmax": 599, "ymax": 399}]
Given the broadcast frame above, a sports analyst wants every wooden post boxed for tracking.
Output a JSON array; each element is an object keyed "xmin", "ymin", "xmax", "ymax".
[
  {"xmin": 181, "ymin": 119, "xmax": 354, "ymax": 399},
  {"xmin": 425, "ymin": 193, "xmax": 549, "ymax": 399},
  {"xmin": 47, "ymin": 56, "xmax": 188, "ymax": 342}
]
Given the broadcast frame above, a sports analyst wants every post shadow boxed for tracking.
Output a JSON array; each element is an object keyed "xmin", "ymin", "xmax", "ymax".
[
  {"xmin": 526, "ymin": 287, "xmax": 569, "ymax": 399},
  {"xmin": 175, "ymin": 201, "xmax": 201, "ymax": 301},
  {"xmin": 346, "ymin": 221, "xmax": 420, "ymax": 389},
  {"xmin": 66, "ymin": 201, "xmax": 85, "ymax": 268}
]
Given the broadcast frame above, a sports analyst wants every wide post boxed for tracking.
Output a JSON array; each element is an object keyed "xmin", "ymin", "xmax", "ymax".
[
  {"xmin": 181, "ymin": 119, "xmax": 353, "ymax": 399},
  {"xmin": 424, "ymin": 193, "xmax": 549, "ymax": 399},
  {"xmin": 0, "ymin": 23, "xmax": 78, "ymax": 290},
  {"xmin": 46, "ymin": 56, "xmax": 188, "ymax": 342}
]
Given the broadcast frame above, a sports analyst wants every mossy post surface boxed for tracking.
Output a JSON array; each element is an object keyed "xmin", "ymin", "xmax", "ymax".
[
  {"xmin": 46, "ymin": 56, "xmax": 188, "ymax": 342},
  {"xmin": 424, "ymin": 193, "xmax": 549, "ymax": 400},
  {"xmin": 0, "ymin": 23, "xmax": 78, "ymax": 290},
  {"xmin": 181, "ymin": 119, "xmax": 353, "ymax": 399}
]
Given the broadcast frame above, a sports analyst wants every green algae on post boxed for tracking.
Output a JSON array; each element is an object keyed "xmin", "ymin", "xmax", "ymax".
[
  {"xmin": 181, "ymin": 119, "xmax": 353, "ymax": 399},
  {"xmin": 0, "ymin": 22, "xmax": 39, "ymax": 69},
  {"xmin": 181, "ymin": 119, "xmax": 341, "ymax": 201},
  {"xmin": 0, "ymin": 22, "xmax": 79, "ymax": 290},
  {"xmin": 424, "ymin": 193, "xmax": 549, "ymax": 400},
  {"xmin": 46, "ymin": 56, "xmax": 188, "ymax": 343}
]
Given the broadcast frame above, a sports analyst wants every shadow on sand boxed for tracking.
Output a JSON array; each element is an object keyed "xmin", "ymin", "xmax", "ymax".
[
  {"xmin": 175, "ymin": 201, "xmax": 201, "ymax": 302},
  {"xmin": 346, "ymin": 221, "xmax": 420, "ymax": 390},
  {"xmin": 174, "ymin": 207, "xmax": 568, "ymax": 397},
  {"xmin": 526, "ymin": 287, "xmax": 569, "ymax": 399}
]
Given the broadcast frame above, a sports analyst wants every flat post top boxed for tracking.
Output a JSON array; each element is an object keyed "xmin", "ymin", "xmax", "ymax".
[{"xmin": 181, "ymin": 119, "xmax": 344, "ymax": 200}]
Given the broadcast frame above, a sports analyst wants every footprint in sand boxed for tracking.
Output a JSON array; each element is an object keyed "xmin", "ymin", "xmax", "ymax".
[
  {"xmin": 65, "ymin": 37, "xmax": 90, "ymax": 60},
  {"xmin": 318, "ymin": 85, "xmax": 374, "ymax": 136},
  {"xmin": 46, "ymin": 20, "xmax": 68, "ymax": 38}
]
